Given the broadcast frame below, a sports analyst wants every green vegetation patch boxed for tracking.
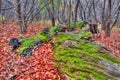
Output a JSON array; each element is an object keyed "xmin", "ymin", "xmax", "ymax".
[
  {"xmin": 66, "ymin": 21, "xmax": 85, "ymax": 28},
  {"xmin": 76, "ymin": 21, "xmax": 85, "ymax": 28},
  {"xmin": 18, "ymin": 26, "xmax": 59, "ymax": 54},
  {"xmin": 53, "ymin": 32, "xmax": 120, "ymax": 80},
  {"xmin": 79, "ymin": 29, "xmax": 93, "ymax": 39},
  {"xmin": 0, "ymin": 15, "xmax": 5, "ymax": 21}
]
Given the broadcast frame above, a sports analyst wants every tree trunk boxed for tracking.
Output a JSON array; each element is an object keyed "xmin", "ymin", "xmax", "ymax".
[
  {"xmin": 45, "ymin": 0, "xmax": 55, "ymax": 26},
  {"xmin": 51, "ymin": 0, "xmax": 55, "ymax": 26},
  {"xmin": 101, "ymin": 0, "xmax": 106, "ymax": 30},
  {"xmin": 74, "ymin": 0, "xmax": 80, "ymax": 28},
  {"xmin": 68, "ymin": 0, "xmax": 72, "ymax": 29},
  {"xmin": 106, "ymin": 24, "xmax": 111, "ymax": 36},
  {"xmin": 105, "ymin": 0, "xmax": 112, "ymax": 36},
  {"xmin": 16, "ymin": 0, "xmax": 23, "ymax": 33},
  {"xmin": 93, "ymin": 0, "xmax": 98, "ymax": 22},
  {"xmin": 16, "ymin": 0, "xmax": 26, "ymax": 34},
  {"xmin": 0, "ymin": 0, "xmax": 2, "ymax": 13}
]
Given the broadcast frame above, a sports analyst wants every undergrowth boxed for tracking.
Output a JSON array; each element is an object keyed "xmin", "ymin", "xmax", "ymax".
[{"xmin": 66, "ymin": 21, "xmax": 85, "ymax": 28}]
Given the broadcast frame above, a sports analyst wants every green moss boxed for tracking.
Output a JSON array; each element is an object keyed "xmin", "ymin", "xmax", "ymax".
[
  {"xmin": 76, "ymin": 21, "xmax": 85, "ymax": 28},
  {"xmin": 66, "ymin": 22, "xmax": 74, "ymax": 28},
  {"xmin": 53, "ymin": 33, "xmax": 120, "ymax": 80},
  {"xmin": 79, "ymin": 29, "xmax": 93, "ymax": 39},
  {"xmin": 49, "ymin": 26, "xmax": 59, "ymax": 36},
  {"xmin": 98, "ymin": 53, "xmax": 120, "ymax": 64},
  {"xmin": 18, "ymin": 26, "xmax": 59, "ymax": 55},
  {"xmin": 33, "ymin": 32, "xmax": 48, "ymax": 40},
  {"xmin": 0, "ymin": 15, "xmax": 5, "ymax": 21},
  {"xmin": 19, "ymin": 32, "xmax": 48, "ymax": 51},
  {"xmin": 89, "ymin": 70, "xmax": 108, "ymax": 80},
  {"xmin": 66, "ymin": 21, "xmax": 85, "ymax": 28}
]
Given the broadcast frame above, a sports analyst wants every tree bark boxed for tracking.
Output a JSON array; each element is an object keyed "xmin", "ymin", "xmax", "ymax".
[
  {"xmin": 0, "ymin": 0, "xmax": 2, "ymax": 13},
  {"xmin": 51, "ymin": 0, "xmax": 55, "ymax": 26},
  {"xmin": 105, "ymin": 0, "xmax": 111, "ymax": 36},
  {"xmin": 68, "ymin": 0, "xmax": 72, "ymax": 28},
  {"xmin": 74, "ymin": 0, "xmax": 80, "ymax": 28},
  {"xmin": 16, "ymin": 0, "xmax": 24, "ymax": 34}
]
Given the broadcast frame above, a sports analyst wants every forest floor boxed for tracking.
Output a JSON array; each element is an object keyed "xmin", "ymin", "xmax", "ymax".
[
  {"xmin": 0, "ymin": 22, "xmax": 120, "ymax": 79},
  {"xmin": 95, "ymin": 30, "xmax": 120, "ymax": 57},
  {"xmin": 0, "ymin": 22, "xmax": 62, "ymax": 80}
]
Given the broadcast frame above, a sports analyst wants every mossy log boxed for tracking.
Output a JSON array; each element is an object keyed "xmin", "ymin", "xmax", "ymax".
[
  {"xmin": 18, "ymin": 26, "xmax": 59, "ymax": 56},
  {"xmin": 53, "ymin": 32, "xmax": 120, "ymax": 80}
]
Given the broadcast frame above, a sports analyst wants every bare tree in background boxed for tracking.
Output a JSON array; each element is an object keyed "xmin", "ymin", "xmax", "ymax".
[
  {"xmin": 16, "ymin": 0, "xmax": 38, "ymax": 34},
  {"xmin": 0, "ymin": 0, "xmax": 2, "ymax": 13},
  {"xmin": 74, "ymin": 0, "xmax": 80, "ymax": 28},
  {"xmin": 100, "ymin": 0, "xmax": 120, "ymax": 36},
  {"xmin": 77, "ymin": 0, "xmax": 120, "ymax": 36},
  {"xmin": 0, "ymin": 0, "xmax": 120, "ymax": 36},
  {"xmin": 15, "ymin": 0, "xmax": 51, "ymax": 34},
  {"xmin": 51, "ymin": 0, "xmax": 55, "ymax": 26},
  {"xmin": 45, "ymin": 0, "xmax": 55, "ymax": 26},
  {"xmin": 16, "ymin": 0, "xmax": 24, "ymax": 34}
]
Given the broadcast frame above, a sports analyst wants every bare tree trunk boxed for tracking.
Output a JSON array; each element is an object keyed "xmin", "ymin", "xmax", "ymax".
[
  {"xmin": 74, "ymin": 0, "xmax": 80, "ymax": 28},
  {"xmin": 0, "ymin": 0, "xmax": 2, "ymax": 13},
  {"xmin": 16, "ymin": 0, "xmax": 24, "ymax": 34},
  {"xmin": 68, "ymin": 0, "xmax": 72, "ymax": 28},
  {"xmin": 45, "ymin": 0, "xmax": 55, "ymax": 26},
  {"xmin": 106, "ymin": 0, "xmax": 112, "ymax": 36},
  {"xmin": 101, "ymin": 0, "xmax": 106, "ymax": 30},
  {"xmin": 51, "ymin": 0, "xmax": 55, "ymax": 26},
  {"xmin": 93, "ymin": 0, "xmax": 98, "ymax": 22}
]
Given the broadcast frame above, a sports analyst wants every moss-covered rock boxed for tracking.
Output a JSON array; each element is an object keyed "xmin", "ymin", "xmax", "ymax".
[
  {"xmin": 62, "ymin": 40, "xmax": 80, "ymax": 48},
  {"xmin": 53, "ymin": 32, "xmax": 120, "ymax": 80}
]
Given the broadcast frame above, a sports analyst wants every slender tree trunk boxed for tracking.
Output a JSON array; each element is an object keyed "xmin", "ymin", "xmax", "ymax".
[
  {"xmin": 74, "ymin": 0, "xmax": 80, "ymax": 28},
  {"xmin": 45, "ymin": 0, "xmax": 55, "ymax": 26},
  {"xmin": 51, "ymin": 0, "xmax": 55, "ymax": 26},
  {"xmin": 16, "ymin": 0, "xmax": 24, "ymax": 34},
  {"xmin": 101, "ymin": 0, "xmax": 106, "ymax": 30},
  {"xmin": 68, "ymin": 0, "xmax": 72, "ymax": 28},
  {"xmin": 93, "ymin": 0, "xmax": 98, "ymax": 22},
  {"xmin": 0, "ymin": 0, "xmax": 2, "ymax": 13},
  {"xmin": 106, "ymin": 0, "xmax": 112, "ymax": 36}
]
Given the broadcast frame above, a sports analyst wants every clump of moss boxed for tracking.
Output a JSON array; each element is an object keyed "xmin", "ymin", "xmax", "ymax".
[
  {"xmin": 50, "ymin": 26, "xmax": 59, "ymax": 36},
  {"xmin": 53, "ymin": 32, "xmax": 120, "ymax": 80},
  {"xmin": 66, "ymin": 21, "xmax": 85, "ymax": 28},
  {"xmin": 79, "ymin": 29, "xmax": 93, "ymax": 39},
  {"xmin": 76, "ymin": 21, "xmax": 85, "ymax": 28},
  {"xmin": 0, "ymin": 15, "xmax": 5, "ymax": 21}
]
